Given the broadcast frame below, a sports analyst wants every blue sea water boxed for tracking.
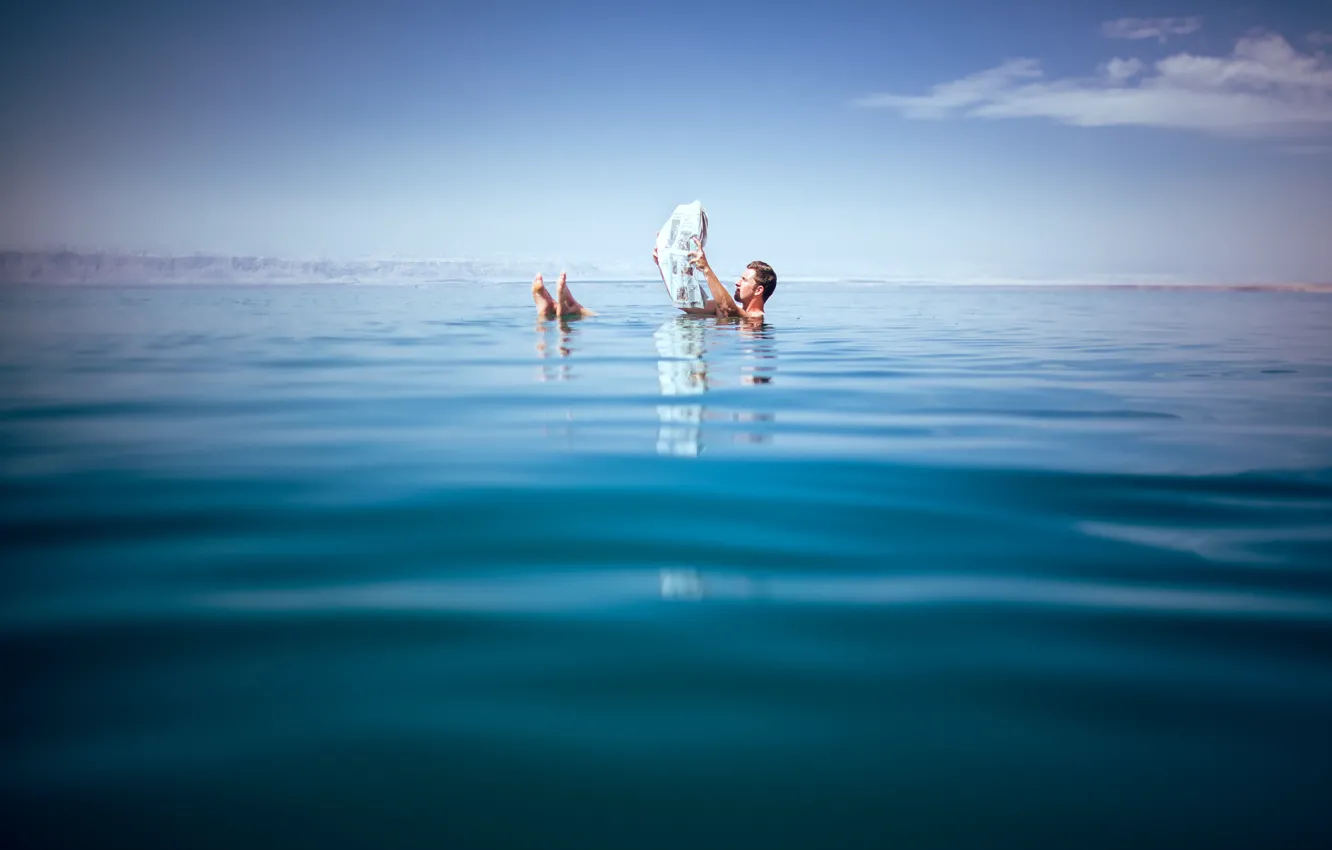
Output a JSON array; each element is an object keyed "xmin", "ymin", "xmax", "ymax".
[{"xmin": 2, "ymin": 280, "xmax": 1331, "ymax": 849}]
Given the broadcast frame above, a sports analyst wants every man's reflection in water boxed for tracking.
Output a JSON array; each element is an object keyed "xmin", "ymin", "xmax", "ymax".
[
  {"xmin": 533, "ymin": 316, "xmax": 586, "ymax": 382},
  {"xmin": 654, "ymin": 316, "xmax": 776, "ymax": 456}
]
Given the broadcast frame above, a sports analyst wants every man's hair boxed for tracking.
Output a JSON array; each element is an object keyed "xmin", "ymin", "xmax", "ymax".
[{"xmin": 748, "ymin": 261, "xmax": 777, "ymax": 302}]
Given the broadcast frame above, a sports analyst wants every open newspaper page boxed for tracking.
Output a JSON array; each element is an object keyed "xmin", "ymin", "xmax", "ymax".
[{"xmin": 654, "ymin": 202, "xmax": 710, "ymax": 309}]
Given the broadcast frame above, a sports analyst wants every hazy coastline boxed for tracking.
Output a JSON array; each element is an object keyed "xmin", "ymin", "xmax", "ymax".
[
  {"xmin": 2, "ymin": 250, "xmax": 1330, "ymax": 290},
  {"xmin": 0, "ymin": 250, "xmax": 640, "ymax": 286}
]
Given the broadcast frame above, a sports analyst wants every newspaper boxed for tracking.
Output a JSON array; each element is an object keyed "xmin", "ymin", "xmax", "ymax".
[{"xmin": 655, "ymin": 201, "xmax": 710, "ymax": 309}]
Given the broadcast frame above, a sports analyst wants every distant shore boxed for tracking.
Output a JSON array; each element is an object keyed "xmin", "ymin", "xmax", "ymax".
[
  {"xmin": 0, "ymin": 250, "xmax": 639, "ymax": 286},
  {"xmin": 1, "ymin": 250, "xmax": 1328, "ymax": 290}
]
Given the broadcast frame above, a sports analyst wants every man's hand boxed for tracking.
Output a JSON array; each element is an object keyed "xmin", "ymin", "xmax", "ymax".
[{"xmin": 686, "ymin": 238, "xmax": 711, "ymax": 275}]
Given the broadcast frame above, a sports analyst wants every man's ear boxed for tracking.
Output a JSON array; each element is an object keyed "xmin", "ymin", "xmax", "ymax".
[{"xmin": 753, "ymin": 285, "xmax": 765, "ymax": 300}]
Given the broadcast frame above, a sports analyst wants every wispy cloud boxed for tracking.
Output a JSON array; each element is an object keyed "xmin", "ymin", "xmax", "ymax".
[
  {"xmin": 853, "ymin": 32, "xmax": 1332, "ymax": 138},
  {"xmin": 1101, "ymin": 16, "xmax": 1203, "ymax": 43},
  {"xmin": 855, "ymin": 59, "xmax": 1042, "ymax": 119},
  {"xmin": 1102, "ymin": 57, "xmax": 1144, "ymax": 83},
  {"xmin": 1309, "ymin": 31, "xmax": 1332, "ymax": 46}
]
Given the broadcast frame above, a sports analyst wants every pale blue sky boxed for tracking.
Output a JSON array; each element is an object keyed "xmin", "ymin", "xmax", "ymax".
[{"xmin": 2, "ymin": 0, "xmax": 1330, "ymax": 282}]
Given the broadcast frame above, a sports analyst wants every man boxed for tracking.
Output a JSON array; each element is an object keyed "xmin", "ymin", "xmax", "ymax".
[
  {"xmin": 531, "ymin": 242, "xmax": 777, "ymax": 319},
  {"xmin": 671, "ymin": 241, "xmax": 777, "ymax": 320}
]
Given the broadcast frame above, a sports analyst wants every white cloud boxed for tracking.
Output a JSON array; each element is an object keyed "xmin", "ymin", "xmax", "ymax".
[
  {"xmin": 852, "ymin": 59, "xmax": 1041, "ymax": 117},
  {"xmin": 1102, "ymin": 16, "xmax": 1203, "ymax": 42},
  {"xmin": 1101, "ymin": 57, "xmax": 1144, "ymax": 83},
  {"xmin": 854, "ymin": 32, "xmax": 1332, "ymax": 138},
  {"xmin": 1309, "ymin": 31, "xmax": 1332, "ymax": 46}
]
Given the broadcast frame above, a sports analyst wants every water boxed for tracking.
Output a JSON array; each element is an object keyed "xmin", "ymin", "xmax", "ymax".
[{"xmin": 2, "ymin": 281, "xmax": 1331, "ymax": 849}]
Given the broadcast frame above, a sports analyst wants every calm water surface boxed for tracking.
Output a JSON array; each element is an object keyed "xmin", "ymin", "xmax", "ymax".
[{"xmin": 3, "ymin": 282, "xmax": 1331, "ymax": 848}]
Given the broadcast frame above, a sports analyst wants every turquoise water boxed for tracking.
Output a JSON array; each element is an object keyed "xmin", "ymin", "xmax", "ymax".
[{"xmin": 3, "ymin": 281, "xmax": 1331, "ymax": 848}]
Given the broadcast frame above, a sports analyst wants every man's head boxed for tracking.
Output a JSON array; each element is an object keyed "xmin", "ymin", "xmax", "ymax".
[{"xmin": 734, "ymin": 261, "xmax": 777, "ymax": 305}]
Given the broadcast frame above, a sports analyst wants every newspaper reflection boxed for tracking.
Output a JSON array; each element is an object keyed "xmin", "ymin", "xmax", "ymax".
[{"xmin": 654, "ymin": 316, "xmax": 776, "ymax": 456}]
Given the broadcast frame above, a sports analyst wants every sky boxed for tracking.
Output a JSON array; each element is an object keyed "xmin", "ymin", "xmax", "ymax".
[{"xmin": 1, "ymin": 0, "xmax": 1330, "ymax": 282}]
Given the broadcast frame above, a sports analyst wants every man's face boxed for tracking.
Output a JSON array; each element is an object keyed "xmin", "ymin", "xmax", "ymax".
[{"xmin": 735, "ymin": 268, "xmax": 760, "ymax": 303}]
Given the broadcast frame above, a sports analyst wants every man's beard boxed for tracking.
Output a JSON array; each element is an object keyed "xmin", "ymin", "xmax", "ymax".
[{"xmin": 734, "ymin": 286, "xmax": 742, "ymax": 300}]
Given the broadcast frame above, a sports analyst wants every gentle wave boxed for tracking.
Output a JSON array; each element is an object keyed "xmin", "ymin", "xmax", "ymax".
[{"xmin": 3, "ymin": 283, "xmax": 1332, "ymax": 850}]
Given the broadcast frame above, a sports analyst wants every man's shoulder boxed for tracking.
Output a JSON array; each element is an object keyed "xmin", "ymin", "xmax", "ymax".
[
  {"xmin": 715, "ymin": 302, "xmax": 762, "ymax": 319},
  {"xmin": 718, "ymin": 308, "xmax": 764, "ymax": 321},
  {"xmin": 677, "ymin": 302, "xmax": 763, "ymax": 320}
]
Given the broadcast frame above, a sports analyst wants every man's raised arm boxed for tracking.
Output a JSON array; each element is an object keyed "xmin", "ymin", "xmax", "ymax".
[{"xmin": 687, "ymin": 241, "xmax": 744, "ymax": 318}]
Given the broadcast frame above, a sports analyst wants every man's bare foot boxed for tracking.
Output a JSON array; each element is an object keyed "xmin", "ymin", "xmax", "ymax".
[
  {"xmin": 556, "ymin": 272, "xmax": 595, "ymax": 317},
  {"xmin": 532, "ymin": 273, "xmax": 557, "ymax": 317}
]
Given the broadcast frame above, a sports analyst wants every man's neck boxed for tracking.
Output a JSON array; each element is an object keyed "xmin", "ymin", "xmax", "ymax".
[{"xmin": 741, "ymin": 295, "xmax": 765, "ymax": 315}]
